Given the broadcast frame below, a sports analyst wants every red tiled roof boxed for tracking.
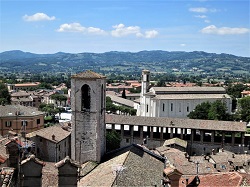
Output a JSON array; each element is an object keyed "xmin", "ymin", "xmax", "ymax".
[
  {"xmin": 180, "ymin": 172, "xmax": 243, "ymax": 187},
  {"xmin": 0, "ymin": 155, "xmax": 7, "ymax": 164}
]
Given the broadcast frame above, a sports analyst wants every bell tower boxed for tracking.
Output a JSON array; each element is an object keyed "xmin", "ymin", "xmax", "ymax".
[
  {"xmin": 71, "ymin": 70, "xmax": 106, "ymax": 163},
  {"xmin": 140, "ymin": 70, "xmax": 150, "ymax": 116}
]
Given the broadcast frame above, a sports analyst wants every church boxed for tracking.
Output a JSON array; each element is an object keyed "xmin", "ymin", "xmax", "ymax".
[{"xmin": 137, "ymin": 70, "xmax": 232, "ymax": 118}]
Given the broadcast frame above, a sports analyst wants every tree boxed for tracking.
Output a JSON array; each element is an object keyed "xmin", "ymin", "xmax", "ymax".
[
  {"xmin": 208, "ymin": 100, "xmax": 228, "ymax": 120},
  {"xmin": 38, "ymin": 82, "xmax": 53, "ymax": 90},
  {"xmin": 187, "ymin": 102, "xmax": 211, "ymax": 120},
  {"xmin": 122, "ymin": 88, "xmax": 126, "ymax": 99},
  {"xmin": 0, "ymin": 83, "xmax": 11, "ymax": 104},
  {"xmin": 227, "ymin": 83, "xmax": 248, "ymax": 99},
  {"xmin": 188, "ymin": 100, "xmax": 230, "ymax": 121},
  {"xmin": 106, "ymin": 130, "xmax": 121, "ymax": 152},
  {"xmin": 51, "ymin": 94, "xmax": 67, "ymax": 106},
  {"xmin": 237, "ymin": 96, "xmax": 250, "ymax": 122}
]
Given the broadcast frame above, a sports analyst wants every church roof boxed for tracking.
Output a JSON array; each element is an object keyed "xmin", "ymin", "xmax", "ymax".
[
  {"xmin": 151, "ymin": 86, "xmax": 226, "ymax": 94},
  {"xmin": 71, "ymin": 70, "xmax": 106, "ymax": 79},
  {"xmin": 154, "ymin": 94, "xmax": 231, "ymax": 100}
]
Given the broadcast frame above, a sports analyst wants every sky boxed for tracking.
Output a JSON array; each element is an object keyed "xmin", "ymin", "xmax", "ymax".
[{"xmin": 0, "ymin": 0, "xmax": 249, "ymax": 57}]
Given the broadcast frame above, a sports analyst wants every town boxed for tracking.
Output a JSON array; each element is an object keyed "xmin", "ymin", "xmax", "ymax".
[{"xmin": 0, "ymin": 68, "xmax": 250, "ymax": 186}]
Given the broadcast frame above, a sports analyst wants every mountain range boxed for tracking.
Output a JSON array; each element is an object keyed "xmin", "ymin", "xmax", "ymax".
[{"xmin": 0, "ymin": 50, "xmax": 249, "ymax": 76}]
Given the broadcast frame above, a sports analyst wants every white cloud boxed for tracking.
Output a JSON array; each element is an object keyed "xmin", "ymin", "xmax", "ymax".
[
  {"xmin": 111, "ymin": 24, "xmax": 141, "ymax": 37},
  {"xmin": 145, "ymin": 30, "xmax": 158, "ymax": 38},
  {"xmin": 111, "ymin": 23, "xmax": 158, "ymax": 38},
  {"xmin": 23, "ymin": 13, "xmax": 55, "ymax": 21},
  {"xmin": 189, "ymin": 7, "xmax": 218, "ymax": 13},
  {"xmin": 189, "ymin": 7, "xmax": 208, "ymax": 13},
  {"xmin": 180, "ymin": 44, "xmax": 186, "ymax": 47},
  {"xmin": 195, "ymin": 15, "xmax": 207, "ymax": 19},
  {"xmin": 87, "ymin": 27, "xmax": 106, "ymax": 35},
  {"xmin": 57, "ymin": 23, "xmax": 85, "ymax": 32},
  {"xmin": 57, "ymin": 23, "xmax": 105, "ymax": 34},
  {"xmin": 201, "ymin": 25, "xmax": 250, "ymax": 35},
  {"xmin": 204, "ymin": 20, "xmax": 211, "ymax": 23}
]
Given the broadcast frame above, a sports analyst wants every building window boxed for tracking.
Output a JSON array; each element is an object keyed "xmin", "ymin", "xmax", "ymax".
[
  {"xmin": 58, "ymin": 145, "xmax": 60, "ymax": 151},
  {"xmin": 81, "ymin": 84, "xmax": 91, "ymax": 111},
  {"xmin": 5, "ymin": 121, "xmax": 12, "ymax": 127},
  {"xmin": 187, "ymin": 103, "xmax": 189, "ymax": 112},
  {"xmin": 126, "ymin": 138, "xmax": 130, "ymax": 143},
  {"xmin": 179, "ymin": 103, "xmax": 181, "ymax": 112},
  {"xmin": 146, "ymin": 74, "xmax": 149, "ymax": 82},
  {"xmin": 163, "ymin": 103, "xmax": 165, "ymax": 112},
  {"xmin": 37, "ymin": 119, "xmax": 40, "ymax": 125},
  {"xmin": 146, "ymin": 104, "xmax": 149, "ymax": 113},
  {"xmin": 171, "ymin": 103, "xmax": 173, "ymax": 111},
  {"xmin": 22, "ymin": 120, "xmax": 27, "ymax": 126}
]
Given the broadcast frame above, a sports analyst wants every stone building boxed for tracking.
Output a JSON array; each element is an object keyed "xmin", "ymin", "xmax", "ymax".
[
  {"xmin": 26, "ymin": 124, "xmax": 71, "ymax": 162},
  {"xmin": 0, "ymin": 105, "xmax": 44, "ymax": 136},
  {"xmin": 71, "ymin": 70, "xmax": 106, "ymax": 163},
  {"xmin": 138, "ymin": 70, "xmax": 232, "ymax": 118}
]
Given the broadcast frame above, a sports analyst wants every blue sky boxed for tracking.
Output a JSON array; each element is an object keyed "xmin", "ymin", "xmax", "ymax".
[{"xmin": 0, "ymin": 0, "xmax": 249, "ymax": 57}]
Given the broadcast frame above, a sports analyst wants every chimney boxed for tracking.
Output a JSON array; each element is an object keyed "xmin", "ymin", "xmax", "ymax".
[{"xmin": 52, "ymin": 134, "xmax": 55, "ymax": 141}]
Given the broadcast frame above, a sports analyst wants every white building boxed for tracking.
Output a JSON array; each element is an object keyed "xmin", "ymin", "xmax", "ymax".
[{"xmin": 137, "ymin": 70, "xmax": 232, "ymax": 118}]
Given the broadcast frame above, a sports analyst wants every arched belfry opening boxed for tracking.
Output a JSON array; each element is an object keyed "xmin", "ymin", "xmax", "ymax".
[{"xmin": 81, "ymin": 84, "xmax": 91, "ymax": 111}]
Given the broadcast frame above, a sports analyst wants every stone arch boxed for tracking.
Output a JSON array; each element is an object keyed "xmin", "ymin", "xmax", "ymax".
[{"xmin": 81, "ymin": 84, "xmax": 91, "ymax": 110}]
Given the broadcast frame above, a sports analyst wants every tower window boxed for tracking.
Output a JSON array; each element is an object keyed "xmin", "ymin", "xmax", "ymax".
[
  {"xmin": 171, "ymin": 103, "xmax": 173, "ymax": 111},
  {"xmin": 146, "ymin": 104, "xmax": 149, "ymax": 113},
  {"xmin": 163, "ymin": 103, "xmax": 165, "ymax": 112},
  {"xmin": 81, "ymin": 84, "xmax": 91, "ymax": 110}
]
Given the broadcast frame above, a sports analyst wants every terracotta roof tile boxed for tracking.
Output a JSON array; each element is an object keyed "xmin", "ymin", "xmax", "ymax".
[
  {"xmin": 42, "ymin": 162, "xmax": 58, "ymax": 187},
  {"xmin": 71, "ymin": 70, "xmax": 106, "ymax": 79},
  {"xmin": 21, "ymin": 154, "xmax": 45, "ymax": 166},
  {"xmin": 106, "ymin": 114, "xmax": 246, "ymax": 132},
  {"xmin": 0, "ymin": 104, "xmax": 44, "ymax": 117},
  {"xmin": 0, "ymin": 167, "xmax": 15, "ymax": 186},
  {"xmin": 55, "ymin": 156, "xmax": 80, "ymax": 168},
  {"xmin": 26, "ymin": 124, "xmax": 71, "ymax": 143},
  {"xmin": 79, "ymin": 144, "xmax": 165, "ymax": 186},
  {"xmin": 181, "ymin": 172, "xmax": 243, "ymax": 187}
]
